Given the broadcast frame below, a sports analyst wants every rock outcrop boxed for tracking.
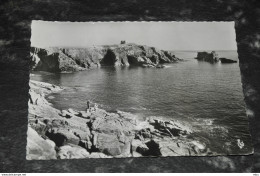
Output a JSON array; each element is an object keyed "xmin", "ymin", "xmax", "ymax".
[
  {"xmin": 219, "ymin": 57, "xmax": 237, "ymax": 63},
  {"xmin": 194, "ymin": 51, "xmax": 219, "ymax": 63},
  {"xmin": 30, "ymin": 43, "xmax": 181, "ymax": 72},
  {"xmin": 27, "ymin": 79, "xmax": 212, "ymax": 159}
]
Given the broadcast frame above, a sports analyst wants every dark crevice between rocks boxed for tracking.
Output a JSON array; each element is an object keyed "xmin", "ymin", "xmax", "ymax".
[
  {"xmin": 145, "ymin": 140, "xmax": 162, "ymax": 156},
  {"xmin": 45, "ymin": 131, "xmax": 68, "ymax": 147}
]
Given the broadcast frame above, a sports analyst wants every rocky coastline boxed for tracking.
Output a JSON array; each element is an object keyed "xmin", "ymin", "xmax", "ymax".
[
  {"xmin": 30, "ymin": 43, "xmax": 182, "ymax": 72},
  {"xmin": 27, "ymin": 79, "xmax": 213, "ymax": 159}
]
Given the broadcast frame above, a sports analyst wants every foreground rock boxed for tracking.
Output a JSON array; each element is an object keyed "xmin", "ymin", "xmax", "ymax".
[
  {"xmin": 26, "ymin": 127, "xmax": 57, "ymax": 160},
  {"xmin": 57, "ymin": 145, "xmax": 90, "ymax": 159},
  {"xmin": 195, "ymin": 51, "xmax": 219, "ymax": 63},
  {"xmin": 27, "ymin": 80, "xmax": 212, "ymax": 159},
  {"xmin": 219, "ymin": 57, "xmax": 237, "ymax": 63},
  {"xmin": 30, "ymin": 43, "xmax": 181, "ymax": 72}
]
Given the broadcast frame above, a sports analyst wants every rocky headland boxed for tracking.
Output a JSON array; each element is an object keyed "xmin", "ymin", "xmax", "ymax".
[
  {"xmin": 30, "ymin": 43, "xmax": 181, "ymax": 72},
  {"xmin": 27, "ymin": 80, "xmax": 213, "ymax": 160}
]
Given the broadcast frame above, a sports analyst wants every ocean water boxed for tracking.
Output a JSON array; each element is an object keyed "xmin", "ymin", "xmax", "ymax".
[{"xmin": 30, "ymin": 50, "xmax": 253, "ymax": 155}]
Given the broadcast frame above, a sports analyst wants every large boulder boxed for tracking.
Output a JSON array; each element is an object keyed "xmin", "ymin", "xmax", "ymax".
[
  {"xmin": 26, "ymin": 127, "xmax": 57, "ymax": 160},
  {"xmin": 93, "ymin": 132, "xmax": 132, "ymax": 157},
  {"xmin": 57, "ymin": 145, "xmax": 90, "ymax": 159},
  {"xmin": 89, "ymin": 110, "xmax": 137, "ymax": 156}
]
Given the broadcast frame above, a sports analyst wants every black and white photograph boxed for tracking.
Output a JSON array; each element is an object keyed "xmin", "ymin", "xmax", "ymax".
[{"xmin": 26, "ymin": 21, "xmax": 253, "ymax": 160}]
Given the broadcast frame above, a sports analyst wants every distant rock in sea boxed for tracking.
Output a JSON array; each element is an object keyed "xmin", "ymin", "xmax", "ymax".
[
  {"xmin": 194, "ymin": 51, "xmax": 219, "ymax": 63},
  {"xmin": 30, "ymin": 43, "xmax": 182, "ymax": 72},
  {"xmin": 219, "ymin": 57, "xmax": 237, "ymax": 63}
]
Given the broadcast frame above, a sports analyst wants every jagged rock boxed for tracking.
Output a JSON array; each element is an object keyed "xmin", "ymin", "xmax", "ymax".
[
  {"xmin": 26, "ymin": 127, "xmax": 57, "ymax": 160},
  {"xmin": 195, "ymin": 51, "xmax": 219, "ymax": 63},
  {"xmin": 220, "ymin": 57, "xmax": 237, "ymax": 63},
  {"xmin": 57, "ymin": 145, "xmax": 90, "ymax": 159}
]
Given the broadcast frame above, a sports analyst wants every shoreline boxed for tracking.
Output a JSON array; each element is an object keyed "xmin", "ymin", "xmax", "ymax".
[{"xmin": 27, "ymin": 79, "xmax": 213, "ymax": 160}]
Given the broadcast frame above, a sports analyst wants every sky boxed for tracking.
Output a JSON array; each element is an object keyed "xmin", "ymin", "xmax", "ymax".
[{"xmin": 31, "ymin": 21, "xmax": 237, "ymax": 51}]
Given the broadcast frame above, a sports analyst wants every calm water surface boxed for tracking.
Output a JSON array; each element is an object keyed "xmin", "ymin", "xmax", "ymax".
[{"xmin": 31, "ymin": 51, "xmax": 252, "ymax": 155}]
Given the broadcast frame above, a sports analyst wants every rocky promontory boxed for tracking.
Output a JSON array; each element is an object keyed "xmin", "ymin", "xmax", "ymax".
[
  {"xmin": 27, "ymin": 79, "xmax": 213, "ymax": 159},
  {"xmin": 30, "ymin": 43, "xmax": 181, "ymax": 72}
]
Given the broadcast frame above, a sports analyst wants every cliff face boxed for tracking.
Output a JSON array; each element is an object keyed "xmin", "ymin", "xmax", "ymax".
[{"xmin": 30, "ymin": 43, "xmax": 181, "ymax": 72}]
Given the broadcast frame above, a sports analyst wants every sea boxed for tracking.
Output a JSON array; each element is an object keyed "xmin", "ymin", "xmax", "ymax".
[{"xmin": 30, "ymin": 50, "xmax": 253, "ymax": 155}]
